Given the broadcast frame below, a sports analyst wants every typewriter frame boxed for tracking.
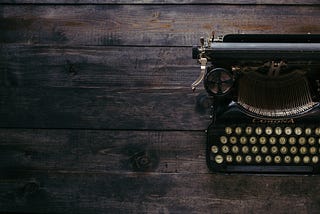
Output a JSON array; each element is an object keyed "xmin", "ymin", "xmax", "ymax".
[{"xmin": 192, "ymin": 34, "xmax": 320, "ymax": 174}]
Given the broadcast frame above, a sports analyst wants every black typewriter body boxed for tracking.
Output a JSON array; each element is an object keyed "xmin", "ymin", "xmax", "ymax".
[{"xmin": 192, "ymin": 34, "xmax": 320, "ymax": 174}]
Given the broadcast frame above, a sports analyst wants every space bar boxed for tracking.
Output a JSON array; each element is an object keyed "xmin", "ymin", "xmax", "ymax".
[{"xmin": 226, "ymin": 165, "xmax": 313, "ymax": 173}]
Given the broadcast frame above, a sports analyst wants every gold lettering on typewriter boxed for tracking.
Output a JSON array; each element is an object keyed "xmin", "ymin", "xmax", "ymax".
[{"xmin": 252, "ymin": 118, "xmax": 295, "ymax": 124}]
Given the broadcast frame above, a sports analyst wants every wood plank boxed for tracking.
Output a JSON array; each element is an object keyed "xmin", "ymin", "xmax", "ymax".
[
  {"xmin": 1, "ymin": 5, "xmax": 320, "ymax": 46},
  {"xmin": 0, "ymin": 87, "xmax": 211, "ymax": 130},
  {"xmin": 1, "ymin": 0, "xmax": 320, "ymax": 5},
  {"xmin": 0, "ymin": 129, "xmax": 207, "ymax": 173},
  {"xmin": 0, "ymin": 45, "xmax": 198, "ymax": 89},
  {"xmin": 0, "ymin": 172, "xmax": 320, "ymax": 213}
]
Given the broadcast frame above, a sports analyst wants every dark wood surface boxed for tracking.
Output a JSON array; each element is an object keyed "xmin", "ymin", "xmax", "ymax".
[
  {"xmin": 1, "ymin": 5, "xmax": 320, "ymax": 46},
  {"xmin": 0, "ymin": 87, "xmax": 211, "ymax": 130},
  {"xmin": 0, "ymin": 129, "xmax": 207, "ymax": 173},
  {"xmin": 1, "ymin": 129, "xmax": 320, "ymax": 213},
  {"xmin": 0, "ymin": 45, "xmax": 198, "ymax": 89},
  {"xmin": 1, "ymin": 1, "xmax": 320, "ymax": 213},
  {"xmin": 1, "ymin": 0, "xmax": 320, "ymax": 4}
]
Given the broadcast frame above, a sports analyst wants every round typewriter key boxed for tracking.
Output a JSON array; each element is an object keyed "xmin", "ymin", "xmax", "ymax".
[
  {"xmin": 242, "ymin": 146, "xmax": 249, "ymax": 154},
  {"xmin": 232, "ymin": 145, "xmax": 239, "ymax": 153},
  {"xmin": 312, "ymin": 156, "xmax": 319, "ymax": 164},
  {"xmin": 255, "ymin": 155, "xmax": 262, "ymax": 163},
  {"xmin": 245, "ymin": 127, "xmax": 253, "ymax": 135},
  {"xmin": 275, "ymin": 127, "xmax": 282, "ymax": 135},
  {"xmin": 249, "ymin": 137, "xmax": 257, "ymax": 144},
  {"xmin": 220, "ymin": 136, "xmax": 227, "ymax": 144},
  {"xmin": 274, "ymin": 155, "xmax": 281, "ymax": 163},
  {"xmin": 230, "ymin": 136, "xmax": 237, "ymax": 144},
  {"xmin": 255, "ymin": 127, "xmax": 262, "ymax": 135},
  {"xmin": 315, "ymin": 127, "xmax": 320, "ymax": 136},
  {"xmin": 245, "ymin": 155, "xmax": 252, "ymax": 163},
  {"xmin": 269, "ymin": 137, "xmax": 277, "ymax": 145},
  {"xmin": 271, "ymin": 146, "xmax": 278, "ymax": 154},
  {"xmin": 290, "ymin": 146, "xmax": 297, "ymax": 154},
  {"xmin": 308, "ymin": 137, "xmax": 315, "ymax": 145},
  {"xmin": 236, "ymin": 155, "xmax": 242, "ymax": 163},
  {"xmin": 284, "ymin": 156, "xmax": 291, "ymax": 163},
  {"xmin": 215, "ymin": 155, "xmax": 224, "ymax": 164},
  {"xmin": 305, "ymin": 128, "xmax": 312, "ymax": 135},
  {"xmin": 300, "ymin": 147, "xmax": 307, "ymax": 155},
  {"xmin": 294, "ymin": 156, "xmax": 301, "ymax": 163},
  {"xmin": 211, "ymin": 146, "xmax": 219, "ymax": 153},
  {"xmin": 279, "ymin": 137, "xmax": 286, "ymax": 145},
  {"xmin": 265, "ymin": 155, "xmax": 272, "ymax": 163},
  {"xmin": 235, "ymin": 127, "xmax": 242, "ymax": 135},
  {"xmin": 261, "ymin": 146, "xmax": 268, "ymax": 154},
  {"xmin": 284, "ymin": 127, "xmax": 292, "ymax": 135},
  {"xmin": 222, "ymin": 145, "xmax": 229, "ymax": 153},
  {"xmin": 288, "ymin": 137, "xmax": 296, "ymax": 145},
  {"xmin": 265, "ymin": 127, "xmax": 273, "ymax": 135},
  {"xmin": 298, "ymin": 137, "xmax": 306, "ymax": 145},
  {"xmin": 310, "ymin": 147, "xmax": 317, "ymax": 155},
  {"xmin": 252, "ymin": 146, "xmax": 259, "ymax": 154},
  {"xmin": 226, "ymin": 155, "xmax": 233, "ymax": 162},
  {"xmin": 259, "ymin": 137, "xmax": 267, "ymax": 145},
  {"xmin": 294, "ymin": 127, "xmax": 302, "ymax": 136},
  {"xmin": 280, "ymin": 146, "xmax": 288, "ymax": 154},
  {"xmin": 303, "ymin": 156, "xmax": 310, "ymax": 164},
  {"xmin": 240, "ymin": 136, "xmax": 247, "ymax": 144},
  {"xmin": 225, "ymin": 127, "xmax": 232, "ymax": 135}
]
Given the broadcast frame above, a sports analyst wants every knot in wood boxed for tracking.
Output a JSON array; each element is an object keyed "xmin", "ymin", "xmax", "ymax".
[
  {"xmin": 21, "ymin": 181, "xmax": 40, "ymax": 197},
  {"xmin": 130, "ymin": 151, "xmax": 152, "ymax": 171}
]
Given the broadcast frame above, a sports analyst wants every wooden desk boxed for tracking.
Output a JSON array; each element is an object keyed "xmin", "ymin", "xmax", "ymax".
[{"xmin": 0, "ymin": 1, "xmax": 320, "ymax": 213}]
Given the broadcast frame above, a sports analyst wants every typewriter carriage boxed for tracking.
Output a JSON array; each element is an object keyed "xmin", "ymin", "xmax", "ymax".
[{"xmin": 192, "ymin": 34, "xmax": 320, "ymax": 119}]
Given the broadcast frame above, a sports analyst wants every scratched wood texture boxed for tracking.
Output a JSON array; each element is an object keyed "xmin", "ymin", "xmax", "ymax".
[
  {"xmin": 1, "ymin": 1, "xmax": 320, "ymax": 213},
  {"xmin": 1, "ymin": 5, "xmax": 320, "ymax": 46},
  {"xmin": 1, "ymin": 0, "xmax": 320, "ymax": 4}
]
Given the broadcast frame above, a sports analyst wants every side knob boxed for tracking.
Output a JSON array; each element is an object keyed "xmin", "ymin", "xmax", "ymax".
[{"xmin": 204, "ymin": 68, "xmax": 234, "ymax": 96}]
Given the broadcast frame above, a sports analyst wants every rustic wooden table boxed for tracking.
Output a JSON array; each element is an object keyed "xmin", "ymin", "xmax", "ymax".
[{"xmin": 1, "ymin": 1, "xmax": 320, "ymax": 213}]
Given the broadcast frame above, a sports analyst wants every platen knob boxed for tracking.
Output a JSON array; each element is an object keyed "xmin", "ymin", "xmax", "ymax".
[{"xmin": 204, "ymin": 68, "xmax": 234, "ymax": 96}]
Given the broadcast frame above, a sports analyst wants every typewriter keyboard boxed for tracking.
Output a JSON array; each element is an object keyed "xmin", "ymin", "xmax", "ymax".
[{"xmin": 209, "ymin": 125, "xmax": 320, "ymax": 173}]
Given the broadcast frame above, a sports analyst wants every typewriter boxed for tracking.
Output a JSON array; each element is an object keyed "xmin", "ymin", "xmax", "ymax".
[{"xmin": 192, "ymin": 34, "xmax": 320, "ymax": 174}]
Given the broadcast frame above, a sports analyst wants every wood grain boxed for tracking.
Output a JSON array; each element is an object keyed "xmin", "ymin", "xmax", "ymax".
[
  {"xmin": 1, "ymin": 5, "xmax": 320, "ymax": 46},
  {"xmin": 0, "ymin": 172, "xmax": 320, "ymax": 213},
  {"xmin": 0, "ymin": 129, "xmax": 207, "ymax": 173},
  {"xmin": 0, "ymin": 87, "xmax": 211, "ymax": 130},
  {"xmin": 1, "ymin": 0, "xmax": 320, "ymax": 5},
  {"xmin": 0, "ymin": 45, "xmax": 198, "ymax": 89},
  {"xmin": 1, "ymin": 127, "xmax": 320, "ymax": 213},
  {"xmin": 2, "ymin": 2, "xmax": 320, "ymax": 213}
]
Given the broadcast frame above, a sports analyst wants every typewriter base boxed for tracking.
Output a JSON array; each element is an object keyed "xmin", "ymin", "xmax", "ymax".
[
  {"xmin": 210, "ymin": 165, "xmax": 313, "ymax": 174},
  {"xmin": 207, "ymin": 104, "xmax": 320, "ymax": 174}
]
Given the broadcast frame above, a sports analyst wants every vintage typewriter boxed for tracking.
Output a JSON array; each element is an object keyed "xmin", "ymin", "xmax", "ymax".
[{"xmin": 192, "ymin": 34, "xmax": 320, "ymax": 174}]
